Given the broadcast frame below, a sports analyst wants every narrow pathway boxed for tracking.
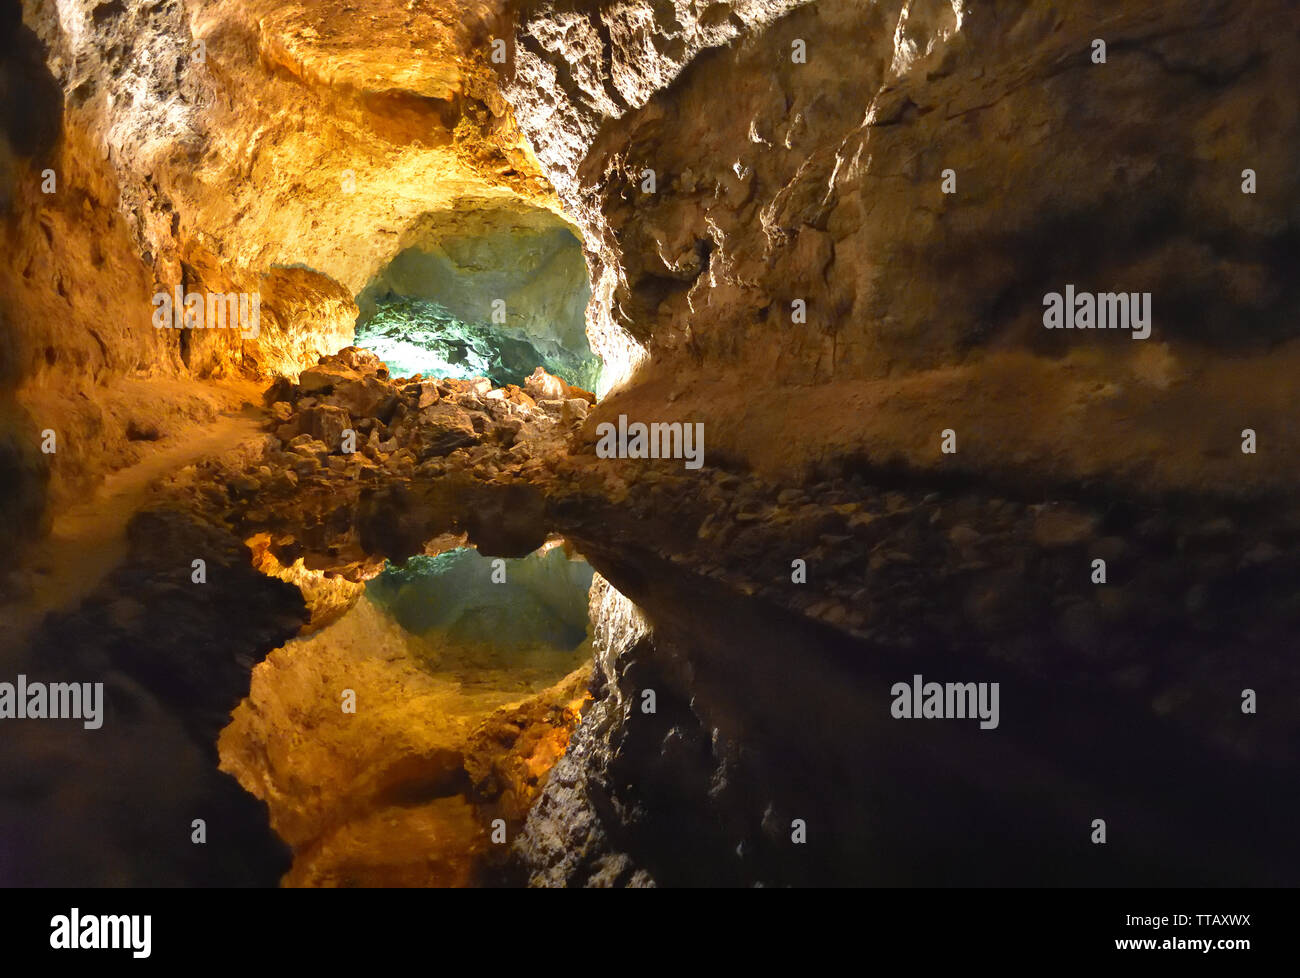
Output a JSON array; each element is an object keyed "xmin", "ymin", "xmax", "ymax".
[{"xmin": 2, "ymin": 402, "xmax": 269, "ymax": 656}]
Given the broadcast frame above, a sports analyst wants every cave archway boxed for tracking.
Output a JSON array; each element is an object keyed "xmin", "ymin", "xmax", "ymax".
[{"xmin": 353, "ymin": 203, "xmax": 602, "ymax": 395}]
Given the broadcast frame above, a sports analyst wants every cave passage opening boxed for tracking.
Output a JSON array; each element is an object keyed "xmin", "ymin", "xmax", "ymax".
[
  {"xmin": 353, "ymin": 205, "xmax": 603, "ymax": 395},
  {"xmin": 365, "ymin": 542, "xmax": 597, "ymax": 679}
]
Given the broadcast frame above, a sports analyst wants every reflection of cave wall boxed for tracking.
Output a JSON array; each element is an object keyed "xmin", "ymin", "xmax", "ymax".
[{"xmin": 367, "ymin": 545, "xmax": 595, "ymax": 651}]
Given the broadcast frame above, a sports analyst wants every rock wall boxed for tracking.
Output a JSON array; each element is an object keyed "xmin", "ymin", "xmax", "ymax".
[
  {"xmin": 503, "ymin": 0, "xmax": 1300, "ymax": 495},
  {"xmin": 12, "ymin": 0, "xmax": 1298, "ymax": 509},
  {"xmin": 2, "ymin": 0, "xmax": 565, "ymax": 539},
  {"xmin": 5, "ymin": 0, "xmax": 1300, "ymax": 888}
]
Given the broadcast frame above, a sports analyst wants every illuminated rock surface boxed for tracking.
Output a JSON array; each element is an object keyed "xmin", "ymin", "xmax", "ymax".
[{"xmin": 2, "ymin": 0, "xmax": 1300, "ymax": 888}]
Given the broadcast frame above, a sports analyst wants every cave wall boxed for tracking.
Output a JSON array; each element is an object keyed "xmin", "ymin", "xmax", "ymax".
[
  {"xmin": 4, "ymin": 0, "xmax": 1300, "ymax": 888},
  {"xmin": 11, "ymin": 0, "xmax": 1298, "ymax": 514},
  {"xmin": 2, "ymin": 0, "xmax": 565, "ymax": 537},
  {"xmin": 502, "ymin": 0, "xmax": 1300, "ymax": 495},
  {"xmin": 20, "ymin": 0, "xmax": 553, "ymax": 303},
  {"xmin": 491, "ymin": 0, "xmax": 1300, "ymax": 886}
]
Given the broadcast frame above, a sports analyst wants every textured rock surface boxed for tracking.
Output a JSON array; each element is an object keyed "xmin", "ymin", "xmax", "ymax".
[
  {"xmin": 509, "ymin": 575, "xmax": 655, "ymax": 887},
  {"xmin": 4, "ymin": 0, "xmax": 1300, "ymax": 889},
  {"xmin": 3, "ymin": 0, "xmax": 562, "ymax": 534},
  {"xmin": 355, "ymin": 205, "xmax": 591, "ymax": 359},
  {"xmin": 504, "ymin": 0, "xmax": 1300, "ymax": 495}
]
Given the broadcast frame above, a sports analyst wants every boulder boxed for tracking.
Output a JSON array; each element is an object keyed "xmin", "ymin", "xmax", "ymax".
[
  {"xmin": 299, "ymin": 405, "xmax": 352, "ymax": 451},
  {"xmin": 329, "ymin": 375, "xmax": 393, "ymax": 419},
  {"xmin": 524, "ymin": 366, "xmax": 596, "ymax": 405},
  {"xmin": 561, "ymin": 398, "xmax": 590, "ymax": 425},
  {"xmin": 525, "ymin": 366, "xmax": 567, "ymax": 401},
  {"xmin": 298, "ymin": 364, "xmax": 357, "ymax": 393}
]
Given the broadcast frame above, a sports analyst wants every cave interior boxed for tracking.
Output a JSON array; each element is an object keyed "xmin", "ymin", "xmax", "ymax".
[{"xmin": 0, "ymin": 0, "xmax": 1298, "ymax": 891}]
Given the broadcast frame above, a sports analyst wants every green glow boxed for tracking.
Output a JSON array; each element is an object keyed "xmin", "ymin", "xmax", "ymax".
[{"xmin": 356, "ymin": 296, "xmax": 602, "ymax": 391}]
